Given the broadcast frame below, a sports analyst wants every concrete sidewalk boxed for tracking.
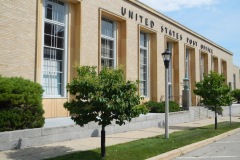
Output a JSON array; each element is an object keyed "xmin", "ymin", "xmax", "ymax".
[{"xmin": 0, "ymin": 116, "xmax": 240, "ymax": 160}]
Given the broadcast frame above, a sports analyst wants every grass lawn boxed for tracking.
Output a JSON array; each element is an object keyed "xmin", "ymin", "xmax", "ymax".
[{"xmin": 46, "ymin": 122, "xmax": 240, "ymax": 160}]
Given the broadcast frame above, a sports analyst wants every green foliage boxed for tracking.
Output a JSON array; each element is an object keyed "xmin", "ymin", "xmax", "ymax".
[
  {"xmin": 64, "ymin": 66, "xmax": 147, "ymax": 127},
  {"xmin": 145, "ymin": 101, "xmax": 162, "ymax": 113},
  {"xmin": 194, "ymin": 71, "xmax": 232, "ymax": 129},
  {"xmin": 169, "ymin": 101, "xmax": 181, "ymax": 112},
  {"xmin": 194, "ymin": 71, "xmax": 232, "ymax": 111},
  {"xmin": 231, "ymin": 89, "xmax": 240, "ymax": 103},
  {"xmin": 0, "ymin": 77, "xmax": 44, "ymax": 132},
  {"xmin": 145, "ymin": 100, "xmax": 181, "ymax": 113}
]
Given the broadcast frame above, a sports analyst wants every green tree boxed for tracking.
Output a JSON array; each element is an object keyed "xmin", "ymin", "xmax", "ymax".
[
  {"xmin": 231, "ymin": 89, "xmax": 240, "ymax": 103},
  {"xmin": 193, "ymin": 71, "xmax": 232, "ymax": 129},
  {"xmin": 64, "ymin": 66, "xmax": 147, "ymax": 158}
]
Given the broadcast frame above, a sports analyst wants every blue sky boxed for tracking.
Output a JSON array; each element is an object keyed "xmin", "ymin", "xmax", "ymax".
[{"xmin": 138, "ymin": 0, "xmax": 240, "ymax": 67}]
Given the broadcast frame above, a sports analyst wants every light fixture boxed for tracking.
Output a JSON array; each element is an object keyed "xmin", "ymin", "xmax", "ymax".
[
  {"xmin": 162, "ymin": 49, "xmax": 172, "ymax": 139},
  {"xmin": 162, "ymin": 49, "xmax": 172, "ymax": 69}
]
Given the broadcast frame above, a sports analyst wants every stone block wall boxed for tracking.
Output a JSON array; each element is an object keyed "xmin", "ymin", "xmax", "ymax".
[{"xmin": 0, "ymin": 107, "xmax": 215, "ymax": 151}]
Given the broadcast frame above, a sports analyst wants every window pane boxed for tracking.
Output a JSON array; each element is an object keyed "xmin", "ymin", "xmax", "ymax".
[
  {"xmin": 139, "ymin": 32, "xmax": 148, "ymax": 96},
  {"xmin": 140, "ymin": 49, "xmax": 147, "ymax": 65},
  {"xmin": 44, "ymin": 48, "xmax": 51, "ymax": 59},
  {"xmin": 140, "ymin": 32, "xmax": 147, "ymax": 47},
  {"xmin": 167, "ymin": 42, "xmax": 173, "ymax": 88},
  {"xmin": 101, "ymin": 19, "xmax": 105, "ymax": 35},
  {"xmin": 109, "ymin": 40, "xmax": 113, "ymax": 49},
  {"xmin": 140, "ymin": 72, "xmax": 144, "ymax": 80},
  {"xmin": 57, "ymin": 37, "xmax": 64, "ymax": 49},
  {"xmin": 57, "ymin": 73, "xmax": 62, "ymax": 83},
  {"xmin": 57, "ymin": 84, "xmax": 62, "ymax": 95},
  {"xmin": 57, "ymin": 3, "xmax": 65, "ymax": 23},
  {"xmin": 46, "ymin": 5, "xmax": 52, "ymax": 20},
  {"xmin": 140, "ymin": 33, "xmax": 144, "ymax": 47},
  {"xmin": 101, "ymin": 18, "xmax": 114, "ymax": 38},
  {"xmin": 101, "ymin": 49, "xmax": 106, "ymax": 57},
  {"xmin": 101, "ymin": 59, "xmax": 114, "ymax": 68},
  {"xmin": 140, "ymin": 81, "xmax": 147, "ymax": 96},
  {"xmin": 56, "ymin": 50, "xmax": 63, "ymax": 60},
  {"xmin": 56, "ymin": 26, "xmax": 64, "ymax": 37},
  {"xmin": 109, "ymin": 60, "xmax": 114, "ymax": 68},
  {"xmin": 101, "ymin": 59, "xmax": 105, "ymax": 67},
  {"xmin": 101, "ymin": 18, "xmax": 115, "ymax": 68},
  {"xmin": 109, "ymin": 49, "xmax": 114, "ymax": 58},
  {"xmin": 57, "ymin": 61, "xmax": 62, "ymax": 72},
  {"xmin": 101, "ymin": 38, "xmax": 106, "ymax": 48},
  {"xmin": 144, "ymin": 38, "xmax": 147, "ymax": 47},
  {"xmin": 51, "ymin": 36, "xmax": 56, "ymax": 47},
  {"xmin": 140, "ymin": 82, "xmax": 144, "ymax": 94},
  {"xmin": 43, "ymin": 0, "xmax": 66, "ymax": 96},
  {"xmin": 107, "ymin": 21, "xmax": 113, "ymax": 37},
  {"xmin": 44, "ymin": 35, "xmax": 51, "ymax": 46},
  {"xmin": 44, "ymin": 23, "xmax": 52, "ymax": 35},
  {"xmin": 46, "ymin": 0, "xmax": 65, "ymax": 23}
]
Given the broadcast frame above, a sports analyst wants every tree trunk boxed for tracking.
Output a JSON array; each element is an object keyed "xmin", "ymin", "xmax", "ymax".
[
  {"xmin": 215, "ymin": 106, "xmax": 218, "ymax": 129},
  {"xmin": 101, "ymin": 125, "xmax": 106, "ymax": 158}
]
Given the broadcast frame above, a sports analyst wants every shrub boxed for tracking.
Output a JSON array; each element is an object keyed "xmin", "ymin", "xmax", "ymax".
[
  {"xmin": 231, "ymin": 89, "xmax": 240, "ymax": 103},
  {"xmin": 144, "ymin": 101, "xmax": 164, "ymax": 113},
  {"xmin": 145, "ymin": 100, "xmax": 181, "ymax": 113},
  {"xmin": 0, "ymin": 76, "xmax": 45, "ymax": 132},
  {"xmin": 169, "ymin": 101, "xmax": 182, "ymax": 112}
]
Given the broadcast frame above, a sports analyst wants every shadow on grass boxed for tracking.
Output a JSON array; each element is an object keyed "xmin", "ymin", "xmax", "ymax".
[
  {"xmin": 6, "ymin": 145, "xmax": 104, "ymax": 160},
  {"xmin": 169, "ymin": 126, "xmax": 198, "ymax": 130}
]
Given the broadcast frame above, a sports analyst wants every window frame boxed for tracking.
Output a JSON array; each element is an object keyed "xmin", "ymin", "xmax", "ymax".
[
  {"xmin": 101, "ymin": 17, "xmax": 117, "ymax": 69},
  {"xmin": 200, "ymin": 53, "xmax": 205, "ymax": 80},
  {"xmin": 185, "ymin": 48, "xmax": 190, "ymax": 79},
  {"xmin": 233, "ymin": 74, "xmax": 236, "ymax": 90},
  {"xmin": 41, "ymin": 0, "xmax": 68, "ymax": 98},
  {"xmin": 139, "ymin": 31, "xmax": 149, "ymax": 97}
]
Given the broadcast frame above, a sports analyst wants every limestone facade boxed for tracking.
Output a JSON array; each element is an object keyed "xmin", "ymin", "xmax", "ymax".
[{"xmin": 0, "ymin": 0, "xmax": 239, "ymax": 117}]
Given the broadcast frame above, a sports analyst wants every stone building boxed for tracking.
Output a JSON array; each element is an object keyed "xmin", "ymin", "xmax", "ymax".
[{"xmin": 0, "ymin": 0, "xmax": 239, "ymax": 117}]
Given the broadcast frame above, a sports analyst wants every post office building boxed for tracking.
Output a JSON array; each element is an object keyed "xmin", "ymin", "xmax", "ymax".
[{"xmin": 0, "ymin": 0, "xmax": 239, "ymax": 118}]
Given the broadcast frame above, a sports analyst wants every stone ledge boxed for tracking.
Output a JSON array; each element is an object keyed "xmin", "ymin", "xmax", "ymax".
[{"xmin": 0, "ymin": 108, "xmax": 212, "ymax": 151}]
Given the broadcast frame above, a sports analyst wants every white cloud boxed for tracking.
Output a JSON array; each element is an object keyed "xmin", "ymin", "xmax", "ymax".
[{"xmin": 138, "ymin": 0, "xmax": 219, "ymax": 12}]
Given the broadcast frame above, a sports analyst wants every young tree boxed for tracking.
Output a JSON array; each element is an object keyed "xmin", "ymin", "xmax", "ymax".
[
  {"xmin": 64, "ymin": 66, "xmax": 147, "ymax": 158},
  {"xmin": 194, "ymin": 71, "xmax": 232, "ymax": 129},
  {"xmin": 231, "ymin": 89, "xmax": 240, "ymax": 103}
]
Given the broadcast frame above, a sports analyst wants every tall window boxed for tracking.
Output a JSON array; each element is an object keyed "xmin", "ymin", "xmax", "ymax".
[
  {"xmin": 42, "ymin": 0, "xmax": 67, "ymax": 97},
  {"xmin": 233, "ymin": 74, "xmax": 236, "ymax": 90},
  {"xmin": 185, "ymin": 48, "xmax": 190, "ymax": 79},
  {"xmin": 212, "ymin": 57, "xmax": 215, "ymax": 71},
  {"xmin": 167, "ymin": 42, "xmax": 173, "ymax": 99},
  {"xmin": 101, "ymin": 18, "xmax": 116, "ymax": 68},
  {"xmin": 140, "ymin": 32, "xmax": 149, "ymax": 97},
  {"xmin": 200, "ymin": 54, "xmax": 205, "ymax": 80}
]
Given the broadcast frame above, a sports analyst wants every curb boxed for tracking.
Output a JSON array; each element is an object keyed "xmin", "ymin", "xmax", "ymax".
[{"xmin": 146, "ymin": 128, "xmax": 240, "ymax": 160}]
